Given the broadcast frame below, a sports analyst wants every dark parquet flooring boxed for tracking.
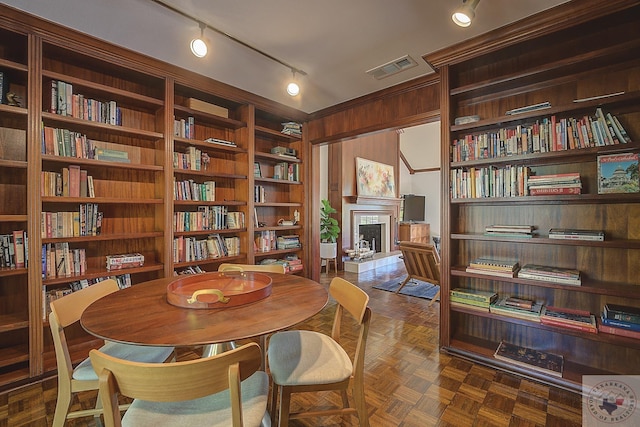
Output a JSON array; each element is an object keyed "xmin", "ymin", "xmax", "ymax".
[{"xmin": 0, "ymin": 262, "xmax": 583, "ymax": 426}]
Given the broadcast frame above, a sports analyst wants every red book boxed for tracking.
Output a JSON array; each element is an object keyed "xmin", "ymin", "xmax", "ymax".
[
  {"xmin": 529, "ymin": 187, "xmax": 581, "ymax": 195},
  {"xmin": 12, "ymin": 230, "xmax": 26, "ymax": 269},
  {"xmin": 540, "ymin": 317, "xmax": 598, "ymax": 333},
  {"xmin": 599, "ymin": 323, "xmax": 640, "ymax": 339}
]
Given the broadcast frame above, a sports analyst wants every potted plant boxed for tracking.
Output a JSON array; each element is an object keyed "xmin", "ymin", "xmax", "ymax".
[{"xmin": 320, "ymin": 199, "xmax": 340, "ymax": 261}]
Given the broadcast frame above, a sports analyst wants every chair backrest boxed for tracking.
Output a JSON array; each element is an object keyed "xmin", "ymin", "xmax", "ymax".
[
  {"xmin": 328, "ymin": 277, "xmax": 371, "ymax": 383},
  {"xmin": 49, "ymin": 279, "xmax": 121, "ymax": 382},
  {"xmin": 218, "ymin": 263, "xmax": 286, "ymax": 274},
  {"xmin": 398, "ymin": 241, "xmax": 441, "ymax": 285},
  {"xmin": 90, "ymin": 342, "xmax": 263, "ymax": 427}
]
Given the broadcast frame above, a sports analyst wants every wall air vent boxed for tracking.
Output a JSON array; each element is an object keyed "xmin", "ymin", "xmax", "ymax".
[{"xmin": 366, "ymin": 55, "xmax": 418, "ymax": 80}]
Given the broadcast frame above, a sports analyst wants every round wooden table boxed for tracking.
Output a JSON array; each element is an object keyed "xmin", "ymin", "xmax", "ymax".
[{"xmin": 81, "ymin": 273, "xmax": 328, "ymax": 348}]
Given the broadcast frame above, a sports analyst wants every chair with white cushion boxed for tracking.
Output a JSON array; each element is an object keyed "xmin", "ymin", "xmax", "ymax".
[
  {"xmin": 49, "ymin": 278, "xmax": 175, "ymax": 427},
  {"xmin": 90, "ymin": 342, "xmax": 269, "ymax": 427},
  {"xmin": 267, "ymin": 277, "xmax": 371, "ymax": 426}
]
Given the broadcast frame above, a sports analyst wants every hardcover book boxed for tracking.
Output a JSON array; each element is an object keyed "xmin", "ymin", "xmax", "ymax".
[
  {"xmin": 597, "ymin": 152, "xmax": 639, "ymax": 194},
  {"xmin": 494, "ymin": 341, "xmax": 564, "ymax": 377},
  {"xmin": 540, "ymin": 306, "xmax": 597, "ymax": 330},
  {"xmin": 603, "ymin": 304, "xmax": 640, "ymax": 324}
]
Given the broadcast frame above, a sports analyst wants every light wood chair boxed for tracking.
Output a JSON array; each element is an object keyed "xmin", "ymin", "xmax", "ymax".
[
  {"xmin": 267, "ymin": 277, "xmax": 371, "ymax": 426},
  {"xmin": 49, "ymin": 279, "xmax": 175, "ymax": 427},
  {"xmin": 218, "ymin": 263, "xmax": 286, "ymax": 274},
  {"xmin": 397, "ymin": 241, "xmax": 440, "ymax": 306},
  {"xmin": 90, "ymin": 342, "xmax": 269, "ymax": 427}
]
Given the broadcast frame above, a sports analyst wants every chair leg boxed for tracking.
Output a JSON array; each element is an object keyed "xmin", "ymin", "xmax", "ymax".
[
  {"xmin": 277, "ymin": 386, "xmax": 292, "ymax": 427},
  {"xmin": 52, "ymin": 389, "xmax": 72, "ymax": 427},
  {"xmin": 429, "ymin": 289, "xmax": 440, "ymax": 307},
  {"xmin": 269, "ymin": 383, "xmax": 278, "ymax": 425},
  {"xmin": 395, "ymin": 275, "xmax": 412, "ymax": 294},
  {"xmin": 352, "ymin": 382, "xmax": 369, "ymax": 427}
]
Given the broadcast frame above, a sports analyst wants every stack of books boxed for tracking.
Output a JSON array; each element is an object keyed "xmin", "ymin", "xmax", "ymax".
[
  {"xmin": 540, "ymin": 306, "xmax": 597, "ymax": 333},
  {"xmin": 489, "ymin": 296, "xmax": 544, "ymax": 322},
  {"xmin": 484, "ymin": 224, "xmax": 535, "ymax": 239},
  {"xmin": 465, "ymin": 257, "xmax": 520, "ymax": 278},
  {"xmin": 548, "ymin": 228, "xmax": 604, "ymax": 241},
  {"xmin": 517, "ymin": 264, "xmax": 581, "ymax": 286},
  {"xmin": 276, "ymin": 235, "xmax": 301, "ymax": 250},
  {"xmin": 450, "ymin": 288, "xmax": 498, "ymax": 312},
  {"xmin": 494, "ymin": 341, "xmax": 564, "ymax": 378},
  {"xmin": 527, "ymin": 172, "xmax": 581, "ymax": 196},
  {"xmin": 281, "ymin": 122, "xmax": 302, "ymax": 137},
  {"xmin": 599, "ymin": 304, "xmax": 640, "ymax": 339}
]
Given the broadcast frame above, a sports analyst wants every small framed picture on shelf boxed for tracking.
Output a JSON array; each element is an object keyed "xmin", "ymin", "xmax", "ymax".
[
  {"xmin": 254, "ymin": 162, "xmax": 262, "ymax": 178},
  {"xmin": 597, "ymin": 152, "xmax": 639, "ymax": 194}
]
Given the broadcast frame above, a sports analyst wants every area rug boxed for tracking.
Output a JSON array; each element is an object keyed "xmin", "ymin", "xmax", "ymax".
[{"xmin": 373, "ymin": 278, "xmax": 440, "ymax": 301}]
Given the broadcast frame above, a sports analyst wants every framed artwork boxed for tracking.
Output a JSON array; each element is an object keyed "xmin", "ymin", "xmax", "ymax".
[{"xmin": 356, "ymin": 157, "xmax": 396, "ymax": 197}]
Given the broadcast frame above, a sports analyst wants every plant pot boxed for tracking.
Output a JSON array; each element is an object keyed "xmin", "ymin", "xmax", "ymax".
[{"xmin": 320, "ymin": 242, "xmax": 337, "ymax": 259}]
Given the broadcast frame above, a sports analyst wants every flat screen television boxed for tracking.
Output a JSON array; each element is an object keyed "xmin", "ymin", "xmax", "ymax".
[{"xmin": 401, "ymin": 194, "xmax": 425, "ymax": 223}]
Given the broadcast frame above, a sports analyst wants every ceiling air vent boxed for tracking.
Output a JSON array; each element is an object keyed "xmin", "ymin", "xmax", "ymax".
[{"xmin": 366, "ymin": 55, "xmax": 418, "ymax": 80}]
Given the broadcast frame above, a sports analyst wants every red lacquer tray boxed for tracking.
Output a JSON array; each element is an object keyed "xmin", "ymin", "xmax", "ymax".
[{"xmin": 166, "ymin": 271, "xmax": 273, "ymax": 309}]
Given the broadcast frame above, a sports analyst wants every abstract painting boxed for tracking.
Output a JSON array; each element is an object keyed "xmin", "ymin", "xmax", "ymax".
[{"xmin": 356, "ymin": 157, "xmax": 396, "ymax": 197}]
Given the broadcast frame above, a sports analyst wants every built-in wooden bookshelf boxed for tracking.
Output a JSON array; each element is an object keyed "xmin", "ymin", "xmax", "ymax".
[
  {"xmin": 427, "ymin": 1, "xmax": 640, "ymax": 391},
  {"xmin": 0, "ymin": 5, "xmax": 308, "ymax": 391}
]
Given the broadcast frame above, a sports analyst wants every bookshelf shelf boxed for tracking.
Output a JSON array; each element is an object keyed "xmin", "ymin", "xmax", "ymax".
[
  {"xmin": 41, "ymin": 112, "xmax": 164, "ymax": 139},
  {"xmin": 431, "ymin": 3, "xmax": 640, "ymax": 391}
]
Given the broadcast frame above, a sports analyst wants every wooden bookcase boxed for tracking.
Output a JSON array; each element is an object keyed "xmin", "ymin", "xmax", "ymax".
[
  {"xmin": 252, "ymin": 110, "xmax": 305, "ymax": 272},
  {"xmin": 0, "ymin": 6, "xmax": 308, "ymax": 390},
  {"xmin": 430, "ymin": 3, "xmax": 640, "ymax": 391}
]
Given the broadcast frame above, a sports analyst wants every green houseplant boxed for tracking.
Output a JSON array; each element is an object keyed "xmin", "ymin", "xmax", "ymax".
[{"xmin": 320, "ymin": 199, "xmax": 340, "ymax": 243}]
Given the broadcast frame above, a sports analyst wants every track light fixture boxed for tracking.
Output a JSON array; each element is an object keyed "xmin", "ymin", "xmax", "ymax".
[
  {"xmin": 190, "ymin": 22, "xmax": 208, "ymax": 58},
  {"xmin": 286, "ymin": 70, "xmax": 300, "ymax": 96},
  {"xmin": 452, "ymin": 0, "xmax": 480, "ymax": 28}
]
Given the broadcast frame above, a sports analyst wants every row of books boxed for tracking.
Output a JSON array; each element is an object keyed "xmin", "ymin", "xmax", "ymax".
[
  {"xmin": 173, "ymin": 179, "xmax": 215, "ymax": 201},
  {"xmin": 451, "ymin": 108, "xmax": 631, "ymax": 162},
  {"xmin": 172, "ymin": 234, "xmax": 239, "ymax": 262},
  {"xmin": 47, "ymin": 79, "xmax": 122, "ymax": 126},
  {"xmin": 41, "ymin": 166, "xmax": 95, "ymax": 198},
  {"xmin": 254, "ymin": 185, "xmax": 266, "ymax": 203},
  {"xmin": 450, "ymin": 165, "xmax": 529, "ymax": 199},
  {"xmin": 255, "ymin": 230, "xmax": 277, "ymax": 252},
  {"xmin": 41, "ymin": 126, "xmax": 132, "ymax": 163},
  {"xmin": 174, "ymin": 146, "xmax": 207, "ymax": 171},
  {"xmin": 527, "ymin": 172, "xmax": 581, "ymax": 196},
  {"xmin": 465, "ymin": 258, "xmax": 582, "ymax": 285},
  {"xmin": 173, "ymin": 116, "xmax": 195, "ymax": 139},
  {"xmin": 259, "ymin": 255, "xmax": 303, "ymax": 273},
  {"xmin": 42, "ymin": 274, "xmax": 132, "ymax": 320},
  {"xmin": 1, "ymin": 231, "xmax": 27, "ymax": 269},
  {"xmin": 600, "ymin": 303, "xmax": 640, "ymax": 339},
  {"xmin": 41, "ymin": 204, "xmax": 103, "ymax": 238},
  {"xmin": 273, "ymin": 162, "xmax": 301, "ymax": 182},
  {"xmin": 173, "ymin": 207, "xmax": 244, "ymax": 232},
  {"xmin": 42, "ymin": 242, "xmax": 86, "ymax": 279},
  {"xmin": 484, "ymin": 225, "xmax": 605, "ymax": 242}
]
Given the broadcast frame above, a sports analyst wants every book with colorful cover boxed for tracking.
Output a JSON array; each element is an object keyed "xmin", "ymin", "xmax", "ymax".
[
  {"xmin": 597, "ymin": 152, "xmax": 639, "ymax": 194},
  {"xmin": 603, "ymin": 304, "xmax": 640, "ymax": 324},
  {"xmin": 494, "ymin": 341, "xmax": 564, "ymax": 377}
]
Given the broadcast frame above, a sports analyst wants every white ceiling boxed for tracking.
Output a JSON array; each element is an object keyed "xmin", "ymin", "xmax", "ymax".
[{"xmin": 6, "ymin": 0, "xmax": 569, "ymax": 114}]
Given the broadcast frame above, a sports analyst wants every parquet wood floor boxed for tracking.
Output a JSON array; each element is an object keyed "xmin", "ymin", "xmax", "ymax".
[{"xmin": 0, "ymin": 262, "xmax": 583, "ymax": 426}]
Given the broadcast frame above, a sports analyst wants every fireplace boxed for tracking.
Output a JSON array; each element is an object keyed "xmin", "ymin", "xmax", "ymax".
[{"xmin": 351, "ymin": 210, "xmax": 393, "ymax": 254}]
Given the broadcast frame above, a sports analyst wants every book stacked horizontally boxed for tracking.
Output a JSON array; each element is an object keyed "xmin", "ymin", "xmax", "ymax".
[
  {"xmin": 527, "ymin": 172, "xmax": 581, "ymax": 196},
  {"xmin": 466, "ymin": 257, "xmax": 520, "ymax": 278},
  {"xmin": 450, "ymin": 288, "xmax": 498, "ymax": 312},
  {"xmin": 489, "ymin": 296, "xmax": 544, "ymax": 322},
  {"xmin": 484, "ymin": 225, "xmax": 535, "ymax": 239},
  {"xmin": 517, "ymin": 264, "xmax": 581, "ymax": 286},
  {"xmin": 540, "ymin": 306, "xmax": 597, "ymax": 333},
  {"xmin": 599, "ymin": 303, "xmax": 640, "ymax": 339},
  {"xmin": 548, "ymin": 228, "xmax": 604, "ymax": 242},
  {"xmin": 494, "ymin": 341, "xmax": 564, "ymax": 378}
]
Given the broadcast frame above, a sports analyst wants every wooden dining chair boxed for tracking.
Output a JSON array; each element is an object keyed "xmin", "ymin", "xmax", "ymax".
[
  {"xmin": 218, "ymin": 263, "xmax": 286, "ymax": 274},
  {"xmin": 267, "ymin": 277, "xmax": 371, "ymax": 426},
  {"xmin": 397, "ymin": 241, "xmax": 441, "ymax": 306},
  {"xmin": 49, "ymin": 279, "xmax": 175, "ymax": 427},
  {"xmin": 90, "ymin": 342, "xmax": 269, "ymax": 427}
]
